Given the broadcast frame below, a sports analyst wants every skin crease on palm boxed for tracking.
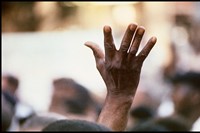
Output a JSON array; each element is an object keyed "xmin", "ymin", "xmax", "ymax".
[{"xmin": 85, "ymin": 23, "xmax": 157, "ymax": 131}]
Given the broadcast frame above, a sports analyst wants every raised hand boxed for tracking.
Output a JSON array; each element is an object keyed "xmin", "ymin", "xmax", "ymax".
[{"xmin": 85, "ymin": 23, "xmax": 157, "ymax": 131}]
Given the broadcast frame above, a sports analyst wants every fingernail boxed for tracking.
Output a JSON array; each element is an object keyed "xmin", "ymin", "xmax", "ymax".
[
  {"xmin": 138, "ymin": 26, "xmax": 145, "ymax": 35},
  {"xmin": 130, "ymin": 23, "xmax": 137, "ymax": 31},
  {"xmin": 151, "ymin": 37, "xmax": 157, "ymax": 43},
  {"xmin": 104, "ymin": 26, "xmax": 111, "ymax": 33},
  {"xmin": 84, "ymin": 41, "xmax": 90, "ymax": 47}
]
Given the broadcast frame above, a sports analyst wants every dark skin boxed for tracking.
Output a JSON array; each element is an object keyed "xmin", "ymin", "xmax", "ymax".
[{"xmin": 85, "ymin": 23, "xmax": 157, "ymax": 131}]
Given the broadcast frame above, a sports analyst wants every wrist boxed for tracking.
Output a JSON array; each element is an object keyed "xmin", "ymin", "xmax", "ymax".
[
  {"xmin": 98, "ymin": 93, "xmax": 133, "ymax": 131},
  {"xmin": 107, "ymin": 88, "xmax": 135, "ymax": 100},
  {"xmin": 105, "ymin": 93, "xmax": 133, "ymax": 108}
]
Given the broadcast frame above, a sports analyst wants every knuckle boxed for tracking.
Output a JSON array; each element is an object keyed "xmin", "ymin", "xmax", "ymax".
[
  {"xmin": 130, "ymin": 63, "xmax": 141, "ymax": 72},
  {"xmin": 139, "ymin": 53, "xmax": 147, "ymax": 59},
  {"xmin": 96, "ymin": 63, "xmax": 103, "ymax": 71},
  {"xmin": 105, "ymin": 42, "xmax": 114, "ymax": 50},
  {"xmin": 96, "ymin": 60, "xmax": 104, "ymax": 70},
  {"xmin": 120, "ymin": 44, "xmax": 129, "ymax": 52},
  {"xmin": 105, "ymin": 60, "xmax": 122, "ymax": 71},
  {"xmin": 130, "ymin": 49, "xmax": 137, "ymax": 55},
  {"xmin": 105, "ymin": 62, "xmax": 112, "ymax": 70}
]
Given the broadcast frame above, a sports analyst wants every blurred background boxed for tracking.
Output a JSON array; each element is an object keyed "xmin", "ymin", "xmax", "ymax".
[{"xmin": 2, "ymin": 2, "xmax": 200, "ymax": 131}]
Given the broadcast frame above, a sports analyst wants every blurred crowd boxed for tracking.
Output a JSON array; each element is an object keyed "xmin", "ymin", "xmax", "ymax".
[{"xmin": 2, "ymin": 1, "xmax": 200, "ymax": 131}]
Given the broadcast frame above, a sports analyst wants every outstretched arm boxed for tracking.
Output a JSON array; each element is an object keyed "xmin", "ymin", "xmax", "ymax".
[{"xmin": 85, "ymin": 23, "xmax": 157, "ymax": 131}]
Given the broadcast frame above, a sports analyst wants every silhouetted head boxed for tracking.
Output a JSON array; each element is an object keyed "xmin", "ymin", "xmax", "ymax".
[
  {"xmin": 170, "ymin": 71, "xmax": 200, "ymax": 89},
  {"xmin": 152, "ymin": 116, "xmax": 191, "ymax": 131},
  {"xmin": 19, "ymin": 112, "xmax": 66, "ymax": 131},
  {"xmin": 130, "ymin": 105, "xmax": 155, "ymax": 120},
  {"xmin": 127, "ymin": 105, "xmax": 156, "ymax": 130},
  {"xmin": 42, "ymin": 119, "xmax": 111, "ymax": 131},
  {"xmin": 170, "ymin": 71, "xmax": 200, "ymax": 116},
  {"xmin": 49, "ymin": 77, "xmax": 100, "ymax": 121},
  {"xmin": 129, "ymin": 116, "xmax": 190, "ymax": 131},
  {"xmin": 2, "ymin": 74, "xmax": 19, "ymax": 93},
  {"xmin": 128, "ymin": 120, "xmax": 168, "ymax": 131},
  {"xmin": 2, "ymin": 74, "xmax": 19, "ymax": 107}
]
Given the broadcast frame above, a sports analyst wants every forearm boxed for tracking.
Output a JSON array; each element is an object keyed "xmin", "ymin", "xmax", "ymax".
[{"xmin": 97, "ymin": 94, "xmax": 133, "ymax": 131}]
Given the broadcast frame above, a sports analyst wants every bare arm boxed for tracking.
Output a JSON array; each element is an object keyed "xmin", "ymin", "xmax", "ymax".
[{"xmin": 85, "ymin": 23, "xmax": 157, "ymax": 131}]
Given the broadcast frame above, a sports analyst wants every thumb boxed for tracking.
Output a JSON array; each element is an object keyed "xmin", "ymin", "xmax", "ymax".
[{"xmin": 84, "ymin": 41, "xmax": 104, "ymax": 60}]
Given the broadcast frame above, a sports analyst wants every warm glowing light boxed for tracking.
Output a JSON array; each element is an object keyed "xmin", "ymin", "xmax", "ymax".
[
  {"xmin": 112, "ymin": 5, "xmax": 137, "ymax": 26},
  {"xmin": 70, "ymin": 2, "xmax": 139, "ymax": 6}
]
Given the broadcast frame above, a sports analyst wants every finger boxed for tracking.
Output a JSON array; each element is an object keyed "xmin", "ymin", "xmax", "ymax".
[
  {"xmin": 129, "ymin": 26, "xmax": 145, "ymax": 56},
  {"xmin": 85, "ymin": 42, "xmax": 105, "ymax": 72},
  {"xmin": 119, "ymin": 23, "xmax": 138, "ymax": 53},
  {"xmin": 104, "ymin": 26, "xmax": 116, "ymax": 61},
  {"xmin": 85, "ymin": 41, "xmax": 105, "ymax": 63},
  {"xmin": 137, "ymin": 37, "xmax": 157, "ymax": 62}
]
